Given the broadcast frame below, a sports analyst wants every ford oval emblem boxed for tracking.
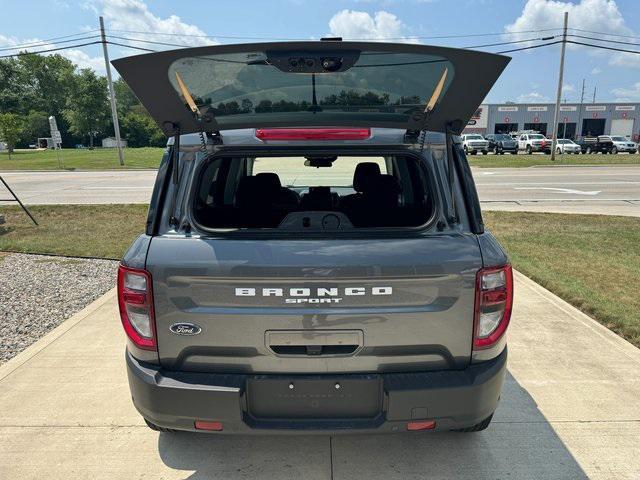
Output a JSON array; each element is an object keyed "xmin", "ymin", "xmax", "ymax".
[{"xmin": 169, "ymin": 323, "xmax": 202, "ymax": 336}]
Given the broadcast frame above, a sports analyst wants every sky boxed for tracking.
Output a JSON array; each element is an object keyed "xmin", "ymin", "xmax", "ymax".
[{"xmin": 2, "ymin": 0, "xmax": 640, "ymax": 104}]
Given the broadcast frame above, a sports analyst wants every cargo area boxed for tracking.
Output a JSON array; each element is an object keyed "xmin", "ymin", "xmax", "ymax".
[{"xmin": 192, "ymin": 153, "xmax": 435, "ymax": 230}]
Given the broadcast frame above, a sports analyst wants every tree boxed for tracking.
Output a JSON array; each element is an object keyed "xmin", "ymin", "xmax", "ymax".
[
  {"xmin": 63, "ymin": 69, "xmax": 110, "ymax": 148},
  {"xmin": 19, "ymin": 110, "xmax": 49, "ymax": 147},
  {"xmin": 0, "ymin": 112, "xmax": 23, "ymax": 158},
  {"xmin": 121, "ymin": 112, "xmax": 165, "ymax": 148}
]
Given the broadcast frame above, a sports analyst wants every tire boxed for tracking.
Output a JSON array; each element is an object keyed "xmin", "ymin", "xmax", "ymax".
[
  {"xmin": 464, "ymin": 145, "xmax": 468, "ymax": 154},
  {"xmin": 471, "ymin": 150, "xmax": 477, "ymax": 155},
  {"xmin": 586, "ymin": 146, "xmax": 592, "ymax": 154},
  {"xmin": 556, "ymin": 147, "xmax": 561, "ymax": 154},
  {"xmin": 452, "ymin": 414, "xmax": 494, "ymax": 433},
  {"xmin": 144, "ymin": 418, "xmax": 177, "ymax": 433},
  {"xmin": 493, "ymin": 146, "xmax": 499, "ymax": 154},
  {"xmin": 526, "ymin": 145, "xmax": 532, "ymax": 155},
  {"xmin": 612, "ymin": 147, "xmax": 618, "ymax": 154},
  {"xmin": 482, "ymin": 150, "xmax": 488, "ymax": 155}
]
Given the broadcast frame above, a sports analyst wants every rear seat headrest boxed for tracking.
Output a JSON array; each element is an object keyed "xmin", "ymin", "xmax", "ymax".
[
  {"xmin": 235, "ymin": 174, "xmax": 282, "ymax": 208},
  {"xmin": 352, "ymin": 162, "xmax": 381, "ymax": 193}
]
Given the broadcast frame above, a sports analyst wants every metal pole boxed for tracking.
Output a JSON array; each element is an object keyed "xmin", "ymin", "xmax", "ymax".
[
  {"xmin": 592, "ymin": 86, "xmax": 597, "ymax": 103},
  {"xmin": 550, "ymin": 11, "xmax": 568, "ymax": 162},
  {"xmin": 577, "ymin": 78, "xmax": 585, "ymax": 138},
  {"xmin": 100, "ymin": 16, "xmax": 125, "ymax": 166},
  {"xmin": 0, "ymin": 176, "xmax": 38, "ymax": 225}
]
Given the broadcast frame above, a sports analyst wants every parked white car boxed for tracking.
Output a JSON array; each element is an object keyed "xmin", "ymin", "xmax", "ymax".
[
  {"xmin": 604, "ymin": 136, "xmax": 638, "ymax": 154},
  {"xmin": 461, "ymin": 134, "xmax": 489, "ymax": 155},
  {"xmin": 555, "ymin": 139, "xmax": 581, "ymax": 154}
]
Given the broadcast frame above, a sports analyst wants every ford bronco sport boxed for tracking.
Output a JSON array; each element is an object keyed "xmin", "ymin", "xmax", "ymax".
[{"xmin": 113, "ymin": 41, "xmax": 513, "ymax": 434}]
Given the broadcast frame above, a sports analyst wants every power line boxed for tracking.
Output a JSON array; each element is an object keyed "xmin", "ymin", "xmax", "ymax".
[
  {"xmin": 464, "ymin": 35, "xmax": 556, "ymax": 49},
  {"xmin": 0, "ymin": 35, "xmax": 102, "ymax": 52},
  {"xmin": 568, "ymin": 27, "xmax": 640, "ymax": 41},
  {"xmin": 566, "ymin": 40, "xmax": 640, "ymax": 55},
  {"xmin": 107, "ymin": 35, "xmax": 199, "ymax": 49},
  {"xmin": 496, "ymin": 40, "xmax": 563, "ymax": 54},
  {"xmin": 106, "ymin": 41, "xmax": 156, "ymax": 53},
  {"xmin": 0, "ymin": 30, "xmax": 101, "ymax": 51},
  {"xmin": 567, "ymin": 34, "xmax": 640, "ymax": 47},
  {"xmin": 0, "ymin": 41, "xmax": 103, "ymax": 59},
  {"xmin": 105, "ymin": 27, "xmax": 564, "ymax": 42}
]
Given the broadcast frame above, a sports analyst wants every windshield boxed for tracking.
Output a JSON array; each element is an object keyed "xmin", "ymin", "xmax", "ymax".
[
  {"xmin": 557, "ymin": 139, "xmax": 571, "ymax": 144},
  {"xmin": 530, "ymin": 134, "xmax": 545, "ymax": 139},
  {"xmin": 495, "ymin": 134, "xmax": 512, "ymax": 140},
  {"xmin": 167, "ymin": 50, "xmax": 454, "ymax": 129},
  {"xmin": 611, "ymin": 136, "xmax": 628, "ymax": 141},
  {"xmin": 466, "ymin": 135, "xmax": 484, "ymax": 140}
]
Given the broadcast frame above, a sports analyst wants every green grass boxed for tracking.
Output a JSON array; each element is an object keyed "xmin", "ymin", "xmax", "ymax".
[
  {"xmin": 0, "ymin": 204, "xmax": 148, "ymax": 259},
  {"xmin": 485, "ymin": 211, "xmax": 640, "ymax": 348},
  {"xmin": 0, "ymin": 148, "xmax": 164, "ymax": 170},
  {"xmin": 1, "ymin": 148, "xmax": 639, "ymax": 170},
  {"xmin": 468, "ymin": 152, "xmax": 640, "ymax": 168},
  {"xmin": 1, "ymin": 204, "xmax": 638, "ymax": 347}
]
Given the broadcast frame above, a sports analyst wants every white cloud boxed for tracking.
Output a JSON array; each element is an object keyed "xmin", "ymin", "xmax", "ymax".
[
  {"xmin": 328, "ymin": 10, "xmax": 418, "ymax": 42},
  {"xmin": 505, "ymin": 0, "xmax": 638, "ymax": 68},
  {"xmin": 97, "ymin": 0, "xmax": 216, "ymax": 47},
  {"xmin": 562, "ymin": 83, "xmax": 575, "ymax": 92},
  {"xmin": 517, "ymin": 91, "xmax": 551, "ymax": 103},
  {"xmin": 591, "ymin": 66, "xmax": 602, "ymax": 74},
  {"xmin": 611, "ymin": 82, "xmax": 640, "ymax": 101}
]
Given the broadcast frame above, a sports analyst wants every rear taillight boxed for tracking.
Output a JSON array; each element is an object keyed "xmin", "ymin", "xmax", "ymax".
[
  {"xmin": 117, "ymin": 264, "xmax": 156, "ymax": 351},
  {"xmin": 255, "ymin": 127, "xmax": 371, "ymax": 141},
  {"xmin": 473, "ymin": 265, "xmax": 513, "ymax": 350}
]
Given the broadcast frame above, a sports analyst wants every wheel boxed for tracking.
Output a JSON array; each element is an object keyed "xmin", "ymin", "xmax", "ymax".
[
  {"xmin": 464, "ymin": 145, "xmax": 468, "ymax": 154},
  {"xmin": 526, "ymin": 146, "xmax": 532, "ymax": 155},
  {"xmin": 556, "ymin": 147, "xmax": 561, "ymax": 154},
  {"xmin": 144, "ymin": 418, "xmax": 177, "ymax": 433},
  {"xmin": 470, "ymin": 150, "xmax": 477, "ymax": 155},
  {"xmin": 493, "ymin": 146, "xmax": 499, "ymax": 154},
  {"xmin": 452, "ymin": 414, "xmax": 494, "ymax": 433},
  {"xmin": 482, "ymin": 150, "xmax": 488, "ymax": 155},
  {"xmin": 586, "ymin": 146, "xmax": 592, "ymax": 154},
  {"xmin": 612, "ymin": 147, "xmax": 618, "ymax": 154},
  {"xmin": 499, "ymin": 151, "xmax": 504, "ymax": 155}
]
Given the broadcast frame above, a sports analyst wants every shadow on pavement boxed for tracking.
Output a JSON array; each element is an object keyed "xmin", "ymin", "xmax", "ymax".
[{"xmin": 157, "ymin": 372, "xmax": 587, "ymax": 479}]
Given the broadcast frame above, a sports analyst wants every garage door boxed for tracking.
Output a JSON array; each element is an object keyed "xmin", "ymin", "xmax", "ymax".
[{"xmin": 611, "ymin": 119, "xmax": 634, "ymax": 137}]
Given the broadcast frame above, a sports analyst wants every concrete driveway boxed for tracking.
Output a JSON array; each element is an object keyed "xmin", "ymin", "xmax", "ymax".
[{"xmin": 0, "ymin": 272, "xmax": 638, "ymax": 479}]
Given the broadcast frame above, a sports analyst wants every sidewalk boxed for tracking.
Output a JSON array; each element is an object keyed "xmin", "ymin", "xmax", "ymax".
[{"xmin": 0, "ymin": 272, "xmax": 638, "ymax": 479}]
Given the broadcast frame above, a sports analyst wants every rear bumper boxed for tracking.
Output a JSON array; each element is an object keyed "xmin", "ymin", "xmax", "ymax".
[{"xmin": 126, "ymin": 348, "xmax": 507, "ymax": 434}]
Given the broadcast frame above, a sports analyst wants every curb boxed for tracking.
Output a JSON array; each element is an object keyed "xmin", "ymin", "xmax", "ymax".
[
  {"xmin": 514, "ymin": 271, "xmax": 640, "ymax": 360},
  {"xmin": 0, "ymin": 289, "xmax": 117, "ymax": 382}
]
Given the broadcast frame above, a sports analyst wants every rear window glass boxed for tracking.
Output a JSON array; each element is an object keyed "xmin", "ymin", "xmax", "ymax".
[
  {"xmin": 192, "ymin": 155, "xmax": 433, "ymax": 230},
  {"xmin": 167, "ymin": 50, "xmax": 453, "ymax": 129}
]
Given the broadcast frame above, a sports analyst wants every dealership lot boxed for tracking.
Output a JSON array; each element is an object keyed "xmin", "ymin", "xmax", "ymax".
[
  {"xmin": 2, "ymin": 165, "xmax": 640, "ymax": 216},
  {"xmin": 0, "ymin": 272, "xmax": 638, "ymax": 479}
]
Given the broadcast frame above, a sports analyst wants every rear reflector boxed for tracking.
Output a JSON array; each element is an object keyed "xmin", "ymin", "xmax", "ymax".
[
  {"xmin": 194, "ymin": 420, "xmax": 223, "ymax": 431},
  {"xmin": 117, "ymin": 264, "xmax": 157, "ymax": 351},
  {"xmin": 407, "ymin": 420, "xmax": 436, "ymax": 431},
  {"xmin": 255, "ymin": 128, "xmax": 371, "ymax": 141},
  {"xmin": 473, "ymin": 265, "xmax": 514, "ymax": 350}
]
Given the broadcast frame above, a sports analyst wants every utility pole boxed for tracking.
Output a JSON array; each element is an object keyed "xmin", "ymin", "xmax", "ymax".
[
  {"xmin": 592, "ymin": 86, "xmax": 597, "ymax": 103},
  {"xmin": 99, "ymin": 16, "xmax": 125, "ymax": 166},
  {"xmin": 577, "ymin": 78, "xmax": 585, "ymax": 138},
  {"xmin": 550, "ymin": 11, "xmax": 568, "ymax": 162}
]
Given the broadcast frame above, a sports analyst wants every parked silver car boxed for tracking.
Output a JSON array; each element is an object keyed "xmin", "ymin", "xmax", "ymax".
[{"xmin": 113, "ymin": 41, "xmax": 513, "ymax": 435}]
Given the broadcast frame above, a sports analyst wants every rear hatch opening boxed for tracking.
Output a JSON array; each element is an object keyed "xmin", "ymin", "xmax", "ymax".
[{"xmin": 191, "ymin": 151, "xmax": 437, "ymax": 232}]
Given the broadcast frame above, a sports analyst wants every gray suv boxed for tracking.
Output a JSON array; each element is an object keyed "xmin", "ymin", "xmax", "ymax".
[{"xmin": 113, "ymin": 41, "xmax": 513, "ymax": 434}]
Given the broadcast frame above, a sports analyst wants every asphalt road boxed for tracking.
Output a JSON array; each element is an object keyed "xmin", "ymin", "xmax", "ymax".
[{"xmin": 1, "ymin": 165, "xmax": 640, "ymax": 216}]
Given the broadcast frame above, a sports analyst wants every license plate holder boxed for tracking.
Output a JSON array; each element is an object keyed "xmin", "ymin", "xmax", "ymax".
[{"xmin": 246, "ymin": 377, "xmax": 383, "ymax": 420}]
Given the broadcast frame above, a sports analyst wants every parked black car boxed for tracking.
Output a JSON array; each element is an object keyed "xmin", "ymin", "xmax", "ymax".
[
  {"xmin": 576, "ymin": 136, "xmax": 614, "ymax": 154},
  {"xmin": 485, "ymin": 134, "xmax": 518, "ymax": 154}
]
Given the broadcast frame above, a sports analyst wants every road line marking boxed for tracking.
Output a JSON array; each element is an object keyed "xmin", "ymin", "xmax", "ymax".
[{"xmin": 513, "ymin": 187, "xmax": 601, "ymax": 195}]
